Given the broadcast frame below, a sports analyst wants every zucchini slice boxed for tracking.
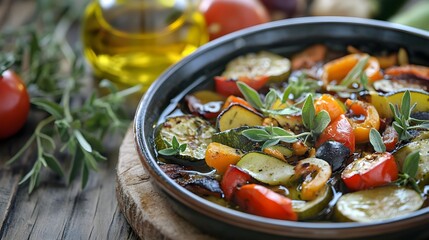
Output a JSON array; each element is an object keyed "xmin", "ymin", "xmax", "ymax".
[
  {"xmin": 212, "ymin": 126, "xmax": 260, "ymax": 152},
  {"xmin": 221, "ymin": 51, "xmax": 291, "ymax": 83},
  {"xmin": 236, "ymin": 152, "xmax": 294, "ymax": 185},
  {"xmin": 216, "ymin": 104, "xmax": 264, "ymax": 132},
  {"xmin": 155, "ymin": 115, "xmax": 216, "ymax": 165},
  {"xmin": 292, "ymin": 186, "xmax": 333, "ymax": 220},
  {"xmin": 394, "ymin": 138, "xmax": 429, "ymax": 185},
  {"xmin": 334, "ymin": 186, "xmax": 423, "ymax": 222}
]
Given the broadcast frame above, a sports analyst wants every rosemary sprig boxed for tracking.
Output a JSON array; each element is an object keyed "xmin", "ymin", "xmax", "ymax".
[
  {"xmin": 3, "ymin": 0, "xmax": 141, "ymax": 193},
  {"xmin": 327, "ymin": 55, "xmax": 369, "ymax": 93},
  {"xmin": 282, "ymin": 73, "xmax": 320, "ymax": 100}
]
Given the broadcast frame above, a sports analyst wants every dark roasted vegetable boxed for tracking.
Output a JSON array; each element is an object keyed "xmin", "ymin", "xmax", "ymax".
[{"xmin": 316, "ymin": 141, "xmax": 350, "ymax": 172}]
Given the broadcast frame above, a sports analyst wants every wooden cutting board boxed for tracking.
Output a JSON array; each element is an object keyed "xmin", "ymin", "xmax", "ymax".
[{"xmin": 115, "ymin": 127, "xmax": 216, "ymax": 240}]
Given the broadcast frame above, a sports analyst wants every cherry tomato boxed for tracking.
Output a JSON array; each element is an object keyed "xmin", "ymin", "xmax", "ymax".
[
  {"xmin": 0, "ymin": 70, "xmax": 30, "ymax": 139},
  {"xmin": 382, "ymin": 125, "xmax": 399, "ymax": 152},
  {"xmin": 220, "ymin": 165, "xmax": 251, "ymax": 201},
  {"xmin": 341, "ymin": 152, "xmax": 398, "ymax": 191},
  {"xmin": 214, "ymin": 75, "xmax": 269, "ymax": 97},
  {"xmin": 234, "ymin": 184, "xmax": 297, "ymax": 221},
  {"xmin": 316, "ymin": 114, "xmax": 355, "ymax": 153},
  {"xmin": 345, "ymin": 99, "xmax": 380, "ymax": 144},
  {"xmin": 199, "ymin": 0, "xmax": 270, "ymax": 40}
]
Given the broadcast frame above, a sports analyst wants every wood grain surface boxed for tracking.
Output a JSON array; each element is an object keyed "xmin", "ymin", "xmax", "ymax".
[{"xmin": 116, "ymin": 127, "xmax": 215, "ymax": 240}]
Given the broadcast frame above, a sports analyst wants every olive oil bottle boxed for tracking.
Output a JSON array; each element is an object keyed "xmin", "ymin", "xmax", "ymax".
[{"xmin": 81, "ymin": 0, "xmax": 208, "ymax": 90}]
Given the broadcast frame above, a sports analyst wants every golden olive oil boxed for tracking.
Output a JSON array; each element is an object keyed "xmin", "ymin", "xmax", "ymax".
[{"xmin": 81, "ymin": 0, "xmax": 208, "ymax": 90}]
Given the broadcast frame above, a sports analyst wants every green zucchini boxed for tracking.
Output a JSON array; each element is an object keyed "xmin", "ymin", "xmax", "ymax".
[
  {"xmin": 334, "ymin": 186, "xmax": 423, "ymax": 222},
  {"xmin": 292, "ymin": 186, "xmax": 333, "ymax": 220},
  {"xmin": 155, "ymin": 115, "xmax": 216, "ymax": 165},
  {"xmin": 216, "ymin": 104, "xmax": 264, "ymax": 132},
  {"xmin": 211, "ymin": 126, "xmax": 261, "ymax": 152},
  {"xmin": 221, "ymin": 51, "xmax": 291, "ymax": 83},
  {"xmin": 394, "ymin": 138, "xmax": 429, "ymax": 185},
  {"xmin": 236, "ymin": 152, "xmax": 294, "ymax": 185}
]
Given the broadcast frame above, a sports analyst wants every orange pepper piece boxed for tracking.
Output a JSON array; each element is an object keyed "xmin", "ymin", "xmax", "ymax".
[
  {"xmin": 314, "ymin": 94, "xmax": 346, "ymax": 121},
  {"xmin": 322, "ymin": 54, "xmax": 383, "ymax": 85},
  {"xmin": 345, "ymin": 99, "xmax": 380, "ymax": 144}
]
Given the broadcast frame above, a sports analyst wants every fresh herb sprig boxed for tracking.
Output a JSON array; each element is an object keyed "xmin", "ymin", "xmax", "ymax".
[
  {"xmin": 282, "ymin": 73, "xmax": 320, "ymax": 100},
  {"xmin": 241, "ymin": 94, "xmax": 330, "ymax": 148},
  {"xmin": 396, "ymin": 151, "xmax": 421, "ymax": 193},
  {"xmin": 390, "ymin": 90, "xmax": 429, "ymax": 141},
  {"xmin": 3, "ymin": 0, "xmax": 141, "ymax": 193},
  {"xmin": 237, "ymin": 81, "xmax": 300, "ymax": 116},
  {"xmin": 158, "ymin": 136, "xmax": 187, "ymax": 156}
]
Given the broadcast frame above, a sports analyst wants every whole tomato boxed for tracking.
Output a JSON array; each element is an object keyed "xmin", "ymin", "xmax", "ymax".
[
  {"xmin": 0, "ymin": 70, "xmax": 30, "ymax": 139},
  {"xmin": 199, "ymin": 0, "xmax": 270, "ymax": 40}
]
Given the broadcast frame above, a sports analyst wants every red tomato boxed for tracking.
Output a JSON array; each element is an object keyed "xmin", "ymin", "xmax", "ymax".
[
  {"xmin": 214, "ymin": 75, "xmax": 269, "ymax": 97},
  {"xmin": 234, "ymin": 184, "xmax": 297, "ymax": 221},
  {"xmin": 220, "ymin": 165, "xmax": 251, "ymax": 201},
  {"xmin": 341, "ymin": 152, "xmax": 398, "ymax": 191},
  {"xmin": 199, "ymin": 0, "xmax": 270, "ymax": 40},
  {"xmin": 316, "ymin": 114, "xmax": 355, "ymax": 153},
  {"xmin": 0, "ymin": 70, "xmax": 30, "ymax": 139}
]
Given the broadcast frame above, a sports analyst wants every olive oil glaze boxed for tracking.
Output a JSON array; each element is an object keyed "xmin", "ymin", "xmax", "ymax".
[{"xmin": 81, "ymin": 0, "xmax": 208, "ymax": 89}]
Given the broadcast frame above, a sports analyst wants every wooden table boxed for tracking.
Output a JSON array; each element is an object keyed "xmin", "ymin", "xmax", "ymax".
[{"xmin": 0, "ymin": 1, "xmax": 139, "ymax": 239}]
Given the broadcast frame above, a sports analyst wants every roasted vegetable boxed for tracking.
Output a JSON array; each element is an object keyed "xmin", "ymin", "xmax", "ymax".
[
  {"xmin": 293, "ymin": 158, "xmax": 332, "ymax": 201},
  {"xmin": 292, "ymin": 186, "xmax": 332, "ymax": 220},
  {"xmin": 315, "ymin": 141, "xmax": 350, "ymax": 172},
  {"xmin": 205, "ymin": 142, "xmax": 244, "ymax": 174},
  {"xmin": 216, "ymin": 104, "xmax": 264, "ymax": 131},
  {"xmin": 394, "ymin": 138, "xmax": 429, "ymax": 185},
  {"xmin": 211, "ymin": 126, "xmax": 260, "ymax": 152},
  {"xmin": 237, "ymin": 152, "xmax": 295, "ymax": 185},
  {"xmin": 221, "ymin": 165, "xmax": 252, "ymax": 201},
  {"xmin": 221, "ymin": 51, "xmax": 291, "ymax": 83},
  {"xmin": 155, "ymin": 115, "xmax": 216, "ymax": 165},
  {"xmin": 345, "ymin": 99, "xmax": 380, "ymax": 144},
  {"xmin": 334, "ymin": 186, "xmax": 423, "ymax": 222},
  {"xmin": 368, "ymin": 89, "xmax": 429, "ymax": 118},
  {"xmin": 234, "ymin": 184, "xmax": 297, "ymax": 221},
  {"xmin": 341, "ymin": 152, "xmax": 398, "ymax": 191},
  {"xmin": 185, "ymin": 90, "xmax": 225, "ymax": 119}
]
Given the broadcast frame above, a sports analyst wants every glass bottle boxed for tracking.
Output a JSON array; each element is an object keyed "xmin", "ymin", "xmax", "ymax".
[{"xmin": 81, "ymin": 0, "xmax": 208, "ymax": 90}]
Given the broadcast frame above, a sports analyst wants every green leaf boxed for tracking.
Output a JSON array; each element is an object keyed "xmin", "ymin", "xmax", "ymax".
[
  {"xmin": 401, "ymin": 90, "xmax": 411, "ymax": 119},
  {"xmin": 242, "ymin": 128, "xmax": 271, "ymax": 141},
  {"xmin": 158, "ymin": 148, "xmax": 179, "ymax": 156},
  {"xmin": 302, "ymin": 94, "xmax": 315, "ymax": 130},
  {"xmin": 369, "ymin": 128, "xmax": 386, "ymax": 153},
  {"xmin": 237, "ymin": 82, "xmax": 263, "ymax": 110},
  {"xmin": 81, "ymin": 164, "xmax": 89, "ymax": 189},
  {"xmin": 31, "ymin": 98, "xmax": 64, "ymax": 119},
  {"xmin": 403, "ymin": 151, "xmax": 420, "ymax": 178},
  {"xmin": 74, "ymin": 130, "xmax": 93, "ymax": 153},
  {"xmin": 172, "ymin": 136, "xmax": 179, "ymax": 149},
  {"xmin": 179, "ymin": 143, "xmax": 187, "ymax": 152},
  {"xmin": 261, "ymin": 139, "xmax": 280, "ymax": 149},
  {"xmin": 69, "ymin": 147, "xmax": 83, "ymax": 184},
  {"xmin": 264, "ymin": 89, "xmax": 279, "ymax": 110},
  {"xmin": 340, "ymin": 55, "xmax": 369, "ymax": 87},
  {"xmin": 43, "ymin": 153, "xmax": 64, "ymax": 177},
  {"xmin": 313, "ymin": 110, "xmax": 331, "ymax": 135},
  {"xmin": 264, "ymin": 106, "xmax": 301, "ymax": 116}
]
